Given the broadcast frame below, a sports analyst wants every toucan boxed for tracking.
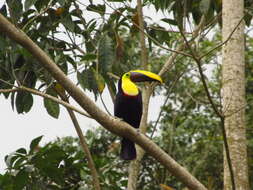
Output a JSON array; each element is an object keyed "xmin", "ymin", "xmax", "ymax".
[{"xmin": 114, "ymin": 70, "xmax": 163, "ymax": 160}]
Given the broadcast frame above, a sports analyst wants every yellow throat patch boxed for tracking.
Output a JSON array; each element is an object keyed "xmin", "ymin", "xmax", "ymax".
[{"xmin": 121, "ymin": 72, "xmax": 139, "ymax": 96}]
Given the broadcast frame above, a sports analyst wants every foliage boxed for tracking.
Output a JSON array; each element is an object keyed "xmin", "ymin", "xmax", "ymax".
[
  {"xmin": 0, "ymin": 129, "xmax": 129, "ymax": 190},
  {"xmin": 1, "ymin": 0, "xmax": 253, "ymax": 190}
]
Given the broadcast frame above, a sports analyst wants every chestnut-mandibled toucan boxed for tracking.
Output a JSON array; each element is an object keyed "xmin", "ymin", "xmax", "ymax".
[{"xmin": 114, "ymin": 70, "xmax": 163, "ymax": 160}]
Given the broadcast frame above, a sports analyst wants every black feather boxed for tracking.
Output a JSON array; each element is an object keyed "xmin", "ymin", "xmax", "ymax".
[{"xmin": 114, "ymin": 78, "xmax": 142, "ymax": 160}]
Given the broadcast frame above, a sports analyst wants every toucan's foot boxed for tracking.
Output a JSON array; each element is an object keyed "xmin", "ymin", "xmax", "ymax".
[
  {"xmin": 136, "ymin": 128, "xmax": 141, "ymax": 135},
  {"xmin": 113, "ymin": 116, "xmax": 124, "ymax": 122}
]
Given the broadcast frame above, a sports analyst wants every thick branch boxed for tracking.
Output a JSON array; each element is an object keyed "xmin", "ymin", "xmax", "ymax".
[{"xmin": 0, "ymin": 13, "xmax": 207, "ymax": 190}]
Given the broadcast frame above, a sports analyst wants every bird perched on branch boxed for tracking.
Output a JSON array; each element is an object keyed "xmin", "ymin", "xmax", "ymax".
[{"xmin": 114, "ymin": 70, "xmax": 163, "ymax": 160}]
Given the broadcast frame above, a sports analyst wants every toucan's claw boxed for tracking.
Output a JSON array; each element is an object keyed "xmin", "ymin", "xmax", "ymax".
[{"xmin": 113, "ymin": 116, "xmax": 124, "ymax": 122}]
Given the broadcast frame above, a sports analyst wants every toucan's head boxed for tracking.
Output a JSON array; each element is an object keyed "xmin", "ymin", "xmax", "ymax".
[{"xmin": 119, "ymin": 70, "xmax": 163, "ymax": 96}]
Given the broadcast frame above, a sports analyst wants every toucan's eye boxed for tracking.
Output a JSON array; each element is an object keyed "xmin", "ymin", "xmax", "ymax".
[{"xmin": 125, "ymin": 73, "xmax": 130, "ymax": 77}]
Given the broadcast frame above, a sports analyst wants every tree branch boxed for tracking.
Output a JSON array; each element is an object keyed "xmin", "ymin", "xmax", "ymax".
[
  {"xmin": 199, "ymin": 16, "xmax": 244, "ymax": 60},
  {"xmin": 178, "ymin": 21, "xmax": 236, "ymax": 190},
  {"xmin": 0, "ymin": 85, "xmax": 91, "ymax": 118},
  {"xmin": 159, "ymin": 16, "xmax": 206, "ymax": 77},
  {"xmin": 56, "ymin": 91, "xmax": 101, "ymax": 190},
  {"xmin": 102, "ymin": 0, "xmax": 192, "ymax": 58},
  {"xmin": 20, "ymin": 86, "xmax": 91, "ymax": 118},
  {"xmin": 127, "ymin": 1, "xmax": 150, "ymax": 189},
  {"xmin": 0, "ymin": 13, "xmax": 207, "ymax": 190}
]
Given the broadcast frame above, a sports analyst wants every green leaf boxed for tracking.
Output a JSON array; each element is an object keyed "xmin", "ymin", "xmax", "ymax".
[
  {"xmin": 200, "ymin": 0, "xmax": 211, "ymax": 14},
  {"xmin": 44, "ymin": 88, "xmax": 60, "ymax": 118},
  {"xmin": 16, "ymin": 148, "xmax": 27, "ymax": 155},
  {"xmin": 93, "ymin": 70, "xmax": 105, "ymax": 94},
  {"xmin": 81, "ymin": 53, "xmax": 97, "ymax": 61},
  {"xmin": 87, "ymin": 4, "xmax": 106, "ymax": 15},
  {"xmin": 61, "ymin": 15, "xmax": 75, "ymax": 32},
  {"xmin": 0, "ymin": 173, "xmax": 13, "ymax": 189},
  {"xmin": 13, "ymin": 170, "xmax": 29, "ymax": 190},
  {"xmin": 6, "ymin": 0, "xmax": 23, "ymax": 21},
  {"xmin": 25, "ymin": 0, "xmax": 38, "ymax": 11},
  {"xmin": 34, "ymin": 0, "xmax": 50, "ymax": 11},
  {"xmin": 77, "ymin": 69, "xmax": 99, "ymax": 99},
  {"xmin": 161, "ymin": 18, "xmax": 177, "ymax": 26},
  {"xmin": 57, "ymin": 0, "xmax": 65, "ymax": 6},
  {"xmin": 30, "ymin": 136, "xmax": 43, "ymax": 153},
  {"xmin": 15, "ymin": 92, "xmax": 33, "ymax": 114},
  {"xmin": 0, "ymin": 5, "xmax": 7, "ymax": 17},
  {"xmin": 97, "ymin": 35, "xmax": 114, "ymax": 75},
  {"xmin": 77, "ymin": 71, "xmax": 88, "ymax": 91},
  {"xmin": 11, "ymin": 91, "xmax": 16, "ymax": 111}
]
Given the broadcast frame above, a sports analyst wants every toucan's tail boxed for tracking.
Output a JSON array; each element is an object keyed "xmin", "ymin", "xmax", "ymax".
[{"xmin": 120, "ymin": 138, "xmax": 136, "ymax": 160}]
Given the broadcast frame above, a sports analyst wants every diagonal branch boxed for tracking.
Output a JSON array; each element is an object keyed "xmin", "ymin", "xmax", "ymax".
[
  {"xmin": 159, "ymin": 16, "xmax": 206, "ymax": 77},
  {"xmin": 0, "ymin": 13, "xmax": 207, "ymax": 190},
  {"xmin": 178, "ymin": 28, "xmax": 222, "ymax": 118},
  {"xmin": 20, "ymin": 86, "xmax": 91, "ymax": 118},
  {"xmin": 199, "ymin": 16, "xmax": 245, "ymax": 60},
  {"xmin": 0, "ymin": 85, "xmax": 91, "ymax": 118},
  {"xmin": 178, "ymin": 24, "xmax": 236, "ymax": 190},
  {"xmin": 56, "ymin": 90, "xmax": 101, "ymax": 190}
]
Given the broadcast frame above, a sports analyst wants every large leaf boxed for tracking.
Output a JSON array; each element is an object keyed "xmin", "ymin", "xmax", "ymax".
[
  {"xmin": 44, "ymin": 88, "xmax": 60, "ymax": 118},
  {"xmin": 97, "ymin": 35, "xmax": 114, "ymax": 76},
  {"xmin": 77, "ymin": 69, "xmax": 100, "ymax": 99},
  {"xmin": 6, "ymin": 0, "xmax": 23, "ymax": 22},
  {"xmin": 30, "ymin": 135, "xmax": 43, "ymax": 153},
  {"xmin": 93, "ymin": 69, "xmax": 105, "ymax": 94},
  {"xmin": 13, "ymin": 170, "xmax": 29, "ymax": 190},
  {"xmin": 34, "ymin": 0, "xmax": 50, "ymax": 11},
  {"xmin": 77, "ymin": 70, "xmax": 89, "ymax": 91},
  {"xmin": 15, "ymin": 91, "xmax": 33, "ymax": 114},
  {"xmin": 87, "ymin": 4, "xmax": 106, "ymax": 15},
  {"xmin": 61, "ymin": 15, "xmax": 75, "ymax": 32}
]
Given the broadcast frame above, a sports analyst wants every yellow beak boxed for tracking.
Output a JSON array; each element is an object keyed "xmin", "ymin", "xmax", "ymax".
[{"xmin": 130, "ymin": 70, "xmax": 163, "ymax": 83}]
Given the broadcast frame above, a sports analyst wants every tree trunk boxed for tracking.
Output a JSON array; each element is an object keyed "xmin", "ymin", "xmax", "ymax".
[{"xmin": 221, "ymin": 0, "xmax": 249, "ymax": 189}]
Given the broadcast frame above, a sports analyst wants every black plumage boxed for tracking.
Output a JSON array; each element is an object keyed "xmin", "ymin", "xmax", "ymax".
[{"xmin": 114, "ymin": 78, "xmax": 142, "ymax": 160}]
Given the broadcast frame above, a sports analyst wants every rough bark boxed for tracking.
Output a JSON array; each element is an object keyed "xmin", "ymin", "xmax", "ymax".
[
  {"xmin": 0, "ymin": 13, "xmax": 208, "ymax": 190},
  {"xmin": 222, "ymin": 0, "xmax": 249, "ymax": 189}
]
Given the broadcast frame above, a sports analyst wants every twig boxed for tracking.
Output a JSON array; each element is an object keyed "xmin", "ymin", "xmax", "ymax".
[
  {"xmin": 150, "ymin": 69, "xmax": 187, "ymax": 138},
  {"xmin": 0, "ymin": 88, "xmax": 18, "ymax": 93},
  {"xmin": 19, "ymin": 86, "xmax": 91, "ymax": 118},
  {"xmin": 178, "ymin": 23, "xmax": 236, "ymax": 190},
  {"xmin": 102, "ymin": 0, "xmax": 192, "ymax": 58},
  {"xmin": 57, "ymin": 92, "xmax": 101, "ymax": 190},
  {"xmin": 99, "ymin": 93, "xmax": 111, "ymax": 115},
  {"xmin": 179, "ymin": 28, "xmax": 222, "ymax": 118},
  {"xmin": 22, "ymin": 0, "xmax": 54, "ymax": 31},
  {"xmin": 159, "ymin": 16, "xmax": 206, "ymax": 77},
  {"xmin": 199, "ymin": 16, "xmax": 245, "ymax": 60}
]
